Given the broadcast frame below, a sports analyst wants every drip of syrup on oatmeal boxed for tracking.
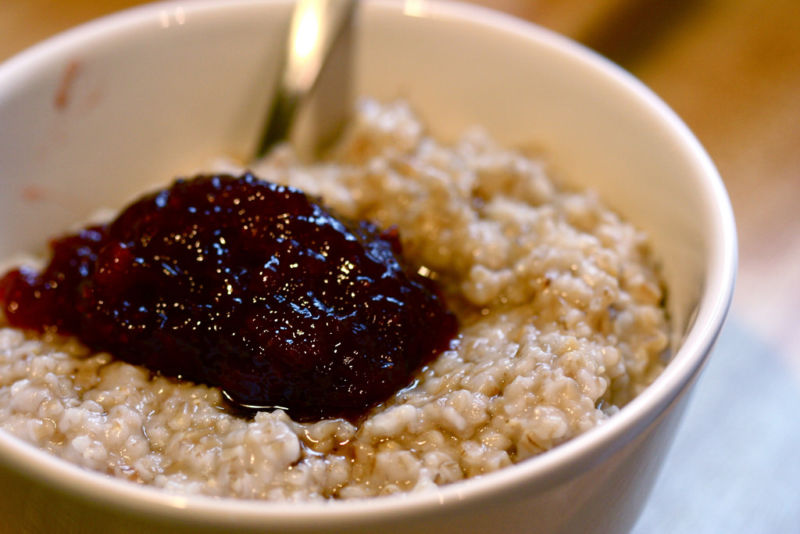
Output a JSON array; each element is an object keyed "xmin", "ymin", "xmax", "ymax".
[{"xmin": 0, "ymin": 174, "xmax": 457, "ymax": 420}]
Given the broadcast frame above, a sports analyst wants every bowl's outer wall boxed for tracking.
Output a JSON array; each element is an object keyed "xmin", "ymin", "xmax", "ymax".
[{"xmin": 0, "ymin": 1, "xmax": 732, "ymax": 533}]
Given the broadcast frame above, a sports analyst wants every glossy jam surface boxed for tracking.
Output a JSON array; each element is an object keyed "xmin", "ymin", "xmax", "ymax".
[{"xmin": 0, "ymin": 174, "xmax": 457, "ymax": 419}]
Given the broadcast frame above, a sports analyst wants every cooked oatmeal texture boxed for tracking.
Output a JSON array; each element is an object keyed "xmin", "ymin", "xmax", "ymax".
[{"xmin": 0, "ymin": 99, "xmax": 668, "ymax": 500}]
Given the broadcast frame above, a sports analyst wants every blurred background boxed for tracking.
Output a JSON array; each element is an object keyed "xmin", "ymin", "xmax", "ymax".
[{"xmin": 1, "ymin": 1, "xmax": 798, "ymax": 532}]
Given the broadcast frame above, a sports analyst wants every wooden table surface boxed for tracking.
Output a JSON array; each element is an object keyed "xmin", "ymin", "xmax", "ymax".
[{"xmin": 2, "ymin": 1, "xmax": 799, "ymax": 532}]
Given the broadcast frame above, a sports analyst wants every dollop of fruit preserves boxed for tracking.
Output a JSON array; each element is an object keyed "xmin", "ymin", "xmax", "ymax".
[{"xmin": 0, "ymin": 174, "xmax": 457, "ymax": 420}]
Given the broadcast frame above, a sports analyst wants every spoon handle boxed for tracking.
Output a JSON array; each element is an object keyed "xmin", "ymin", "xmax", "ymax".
[{"xmin": 256, "ymin": 0, "xmax": 358, "ymax": 160}]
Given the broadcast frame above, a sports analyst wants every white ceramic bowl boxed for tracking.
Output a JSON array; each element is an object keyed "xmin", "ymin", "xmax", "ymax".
[{"xmin": 0, "ymin": 1, "xmax": 736, "ymax": 532}]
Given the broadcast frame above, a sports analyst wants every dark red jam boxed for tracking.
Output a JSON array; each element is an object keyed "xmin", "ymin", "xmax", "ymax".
[{"xmin": 0, "ymin": 174, "xmax": 457, "ymax": 420}]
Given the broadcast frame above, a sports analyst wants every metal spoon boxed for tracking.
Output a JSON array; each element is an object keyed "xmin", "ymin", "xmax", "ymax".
[{"xmin": 255, "ymin": 0, "xmax": 358, "ymax": 161}]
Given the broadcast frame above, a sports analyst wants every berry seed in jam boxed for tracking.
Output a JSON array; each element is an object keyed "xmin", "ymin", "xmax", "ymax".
[{"xmin": 0, "ymin": 174, "xmax": 457, "ymax": 420}]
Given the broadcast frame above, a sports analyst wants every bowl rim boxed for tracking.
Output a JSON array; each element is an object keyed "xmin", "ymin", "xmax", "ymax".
[{"xmin": 0, "ymin": 0, "xmax": 736, "ymax": 527}]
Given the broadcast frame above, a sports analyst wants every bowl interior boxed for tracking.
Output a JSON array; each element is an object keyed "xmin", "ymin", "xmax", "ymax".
[{"xmin": 0, "ymin": 0, "xmax": 735, "ymax": 526}]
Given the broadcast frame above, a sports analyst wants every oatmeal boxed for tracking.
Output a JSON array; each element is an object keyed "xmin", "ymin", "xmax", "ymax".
[{"xmin": 0, "ymin": 99, "xmax": 668, "ymax": 500}]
